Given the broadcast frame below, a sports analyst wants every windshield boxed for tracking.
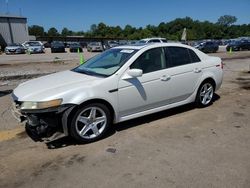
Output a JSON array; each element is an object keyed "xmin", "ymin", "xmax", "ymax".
[
  {"xmin": 89, "ymin": 42, "xmax": 101, "ymax": 46},
  {"xmin": 28, "ymin": 42, "xmax": 41, "ymax": 46},
  {"xmin": 52, "ymin": 42, "xmax": 64, "ymax": 47},
  {"xmin": 138, "ymin": 40, "xmax": 147, "ymax": 44},
  {"xmin": 71, "ymin": 43, "xmax": 80, "ymax": 47},
  {"xmin": 230, "ymin": 40, "xmax": 241, "ymax": 45},
  {"xmin": 73, "ymin": 48, "xmax": 138, "ymax": 77},
  {"xmin": 9, "ymin": 43, "xmax": 21, "ymax": 47}
]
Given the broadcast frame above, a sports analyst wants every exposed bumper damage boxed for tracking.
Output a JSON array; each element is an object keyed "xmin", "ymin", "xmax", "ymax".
[{"xmin": 11, "ymin": 101, "xmax": 75, "ymax": 142}]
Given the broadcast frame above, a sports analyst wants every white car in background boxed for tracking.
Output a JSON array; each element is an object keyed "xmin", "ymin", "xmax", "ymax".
[
  {"xmin": 12, "ymin": 43, "xmax": 223, "ymax": 143},
  {"xmin": 4, "ymin": 43, "xmax": 26, "ymax": 54},
  {"xmin": 87, "ymin": 42, "xmax": 103, "ymax": 52},
  {"xmin": 22, "ymin": 41, "xmax": 45, "ymax": 53},
  {"xmin": 138, "ymin": 37, "xmax": 167, "ymax": 44}
]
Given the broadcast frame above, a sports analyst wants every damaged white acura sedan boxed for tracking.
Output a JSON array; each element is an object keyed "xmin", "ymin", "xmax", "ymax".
[{"xmin": 11, "ymin": 43, "xmax": 223, "ymax": 143}]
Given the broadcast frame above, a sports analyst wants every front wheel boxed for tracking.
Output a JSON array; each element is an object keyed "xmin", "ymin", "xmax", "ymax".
[
  {"xmin": 196, "ymin": 82, "xmax": 214, "ymax": 107},
  {"xmin": 70, "ymin": 103, "xmax": 111, "ymax": 143}
]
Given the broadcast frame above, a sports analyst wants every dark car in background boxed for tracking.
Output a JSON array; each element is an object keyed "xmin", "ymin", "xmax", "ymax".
[
  {"xmin": 195, "ymin": 41, "xmax": 219, "ymax": 53},
  {"xmin": 5, "ymin": 43, "xmax": 26, "ymax": 54},
  {"xmin": 51, "ymin": 41, "xmax": 66, "ymax": 53},
  {"xmin": 226, "ymin": 40, "xmax": 250, "ymax": 51},
  {"xmin": 69, "ymin": 43, "xmax": 83, "ymax": 52}
]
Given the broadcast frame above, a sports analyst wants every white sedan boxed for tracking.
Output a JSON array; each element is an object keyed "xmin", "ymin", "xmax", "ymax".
[{"xmin": 12, "ymin": 43, "xmax": 223, "ymax": 143}]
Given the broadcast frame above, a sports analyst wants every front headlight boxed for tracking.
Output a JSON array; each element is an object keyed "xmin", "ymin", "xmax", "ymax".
[{"xmin": 20, "ymin": 99, "xmax": 63, "ymax": 110}]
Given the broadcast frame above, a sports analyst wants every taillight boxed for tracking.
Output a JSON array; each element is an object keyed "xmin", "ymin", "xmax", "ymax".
[{"xmin": 216, "ymin": 61, "xmax": 223, "ymax": 69}]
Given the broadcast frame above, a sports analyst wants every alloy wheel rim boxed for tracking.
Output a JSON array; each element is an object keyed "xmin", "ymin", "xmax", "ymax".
[
  {"xmin": 199, "ymin": 83, "xmax": 214, "ymax": 105},
  {"xmin": 75, "ymin": 107, "xmax": 107, "ymax": 139}
]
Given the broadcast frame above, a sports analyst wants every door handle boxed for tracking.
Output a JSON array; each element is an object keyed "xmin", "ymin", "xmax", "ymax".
[
  {"xmin": 161, "ymin": 75, "xmax": 171, "ymax": 81},
  {"xmin": 194, "ymin": 68, "xmax": 202, "ymax": 73}
]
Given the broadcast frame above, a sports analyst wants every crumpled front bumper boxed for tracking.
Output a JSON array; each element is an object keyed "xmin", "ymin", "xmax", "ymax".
[{"xmin": 11, "ymin": 101, "xmax": 75, "ymax": 142}]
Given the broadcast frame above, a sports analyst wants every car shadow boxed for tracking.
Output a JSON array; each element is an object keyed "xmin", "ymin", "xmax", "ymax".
[
  {"xmin": 0, "ymin": 90, "xmax": 12, "ymax": 98},
  {"xmin": 46, "ymin": 94, "xmax": 220, "ymax": 149}
]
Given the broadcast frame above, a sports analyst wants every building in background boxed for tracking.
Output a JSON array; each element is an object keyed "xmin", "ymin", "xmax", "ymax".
[{"xmin": 0, "ymin": 15, "xmax": 29, "ymax": 48}]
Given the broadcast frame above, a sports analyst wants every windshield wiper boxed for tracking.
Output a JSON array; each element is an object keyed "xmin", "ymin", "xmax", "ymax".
[{"xmin": 72, "ymin": 69, "xmax": 108, "ymax": 77}]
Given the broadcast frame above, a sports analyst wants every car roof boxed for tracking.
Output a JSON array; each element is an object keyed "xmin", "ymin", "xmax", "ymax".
[
  {"xmin": 141, "ymin": 37, "xmax": 166, "ymax": 40},
  {"xmin": 113, "ymin": 42, "xmax": 188, "ymax": 50},
  {"xmin": 113, "ymin": 43, "xmax": 209, "ymax": 60}
]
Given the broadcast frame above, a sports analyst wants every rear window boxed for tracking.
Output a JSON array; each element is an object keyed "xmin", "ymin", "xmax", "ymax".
[
  {"xmin": 165, "ymin": 47, "xmax": 191, "ymax": 67},
  {"xmin": 148, "ymin": 39, "xmax": 161, "ymax": 43},
  {"xmin": 188, "ymin": 49, "xmax": 201, "ymax": 63}
]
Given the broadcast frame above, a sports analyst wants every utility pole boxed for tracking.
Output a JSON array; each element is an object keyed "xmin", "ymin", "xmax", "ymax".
[{"xmin": 6, "ymin": 0, "xmax": 10, "ymax": 14}]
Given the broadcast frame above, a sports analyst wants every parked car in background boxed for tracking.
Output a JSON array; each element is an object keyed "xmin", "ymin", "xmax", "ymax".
[
  {"xmin": 12, "ymin": 43, "xmax": 223, "ymax": 143},
  {"xmin": 69, "ymin": 43, "xmax": 83, "ymax": 52},
  {"xmin": 51, "ymin": 41, "xmax": 66, "ymax": 53},
  {"xmin": 43, "ymin": 42, "xmax": 51, "ymax": 48},
  {"xmin": 108, "ymin": 41, "xmax": 119, "ymax": 48},
  {"xmin": 5, "ymin": 43, "xmax": 26, "ymax": 54},
  {"xmin": 118, "ymin": 40, "xmax": 129, "ymax": 45},
  {"xmin": 22, "ymin": 41, "xmax": 45, "ymax": 54},
  {"xmin": 127, "ymin": 40, "xmax": 138, "ymax": 45},
  {"xmin": 226, "ymin": 40, "xmax": 250, "ymax": 51},
  {"xmin": 195, "ymin": 41, "xmax": 219, "ymax": 53},
  {"xmin": 87, "ymin": 42, "xmax": 103, "ymax": 52},
  {"xmin": 138, "ymin": 38, "xmax": 167, "ymax": 44}
]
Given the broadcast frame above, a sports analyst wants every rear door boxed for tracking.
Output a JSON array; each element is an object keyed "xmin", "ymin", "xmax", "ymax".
[{"xmin": 162, "ymin": 47, "xmax": 202, "ymax": 103}]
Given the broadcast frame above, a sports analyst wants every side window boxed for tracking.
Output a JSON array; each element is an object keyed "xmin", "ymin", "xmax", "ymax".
[
  {"xmin": 188, "ymin": 49, "xmax": 201, "ymax": 63},
  {"xmin": 165, "ymin": 47, "xmax": 191, "ymax": 67},
  {"xmin": 149, "ymin": 39, "xmax": 161, "ymax": 43},
  {"xmin": 130, "ymin": 48, "xmax": 165, "ymax": 74}
]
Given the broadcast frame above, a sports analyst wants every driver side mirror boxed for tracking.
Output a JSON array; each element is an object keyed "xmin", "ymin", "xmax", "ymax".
[
  {"xmin": 122, "ymin": 69, "xmax": 143, "ymax": 79},
  {"xmin": 127, "ymin": 69, "xmax": 143, "ymax": 77}
]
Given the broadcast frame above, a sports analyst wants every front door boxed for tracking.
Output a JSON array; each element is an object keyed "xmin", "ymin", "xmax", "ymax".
[{"xmin": 118, "ymin": 47, "xmax": 170, "ymax": 118}]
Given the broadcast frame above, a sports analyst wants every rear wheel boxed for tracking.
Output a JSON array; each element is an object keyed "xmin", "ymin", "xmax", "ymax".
[
  {"xmin": 196, "ymin": 81, "xmax": 214, "ymax": 107},
  {"xmin": 70, "ymin": 103, "xmax": 111, "ymax": 143}
]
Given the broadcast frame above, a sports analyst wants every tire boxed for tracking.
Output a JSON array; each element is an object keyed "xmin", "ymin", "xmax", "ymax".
[
  {"xmin": 195, "ymin": 81, "xmax": 214, "ymax": 108},
  {"xmin": 70, "ymin": 103, "xmax": 111, "ymax": 143}
]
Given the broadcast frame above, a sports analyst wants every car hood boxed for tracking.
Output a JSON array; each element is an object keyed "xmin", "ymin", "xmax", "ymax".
[{"xmin": 13, "ymin": 70, "xmax": 102, "ymax": 102}]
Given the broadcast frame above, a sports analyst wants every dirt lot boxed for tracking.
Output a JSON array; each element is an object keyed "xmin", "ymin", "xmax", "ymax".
[{"xmin": 0, "ymin": 50, "xmax": 250, "ymax": 188}]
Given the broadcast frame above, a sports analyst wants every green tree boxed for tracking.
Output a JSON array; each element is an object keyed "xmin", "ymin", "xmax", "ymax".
[
  {"xmin": 217, "ymin": 15, "xmax": 237, "ymax": 26},
  {"xmin": 28, "ymin": 25, "xmax": 44, "ymax": 36},
  {"xmin": 97, "ymin": 22, "xmax": 108, "ymax": 37},
  {"xmin": 47, "ymin": 27, "xmax": 59, "ymax": 36},
  {"xmin": 61, "ymin": 27, "xmax": 73, "ymax": 36},
  {"xmin": 124, "ymin": 25, "xmax": 136, "ymax": 38},
  {"xmin": 90, "ymin": 24, "xmax": 97, "ymax": 34}
]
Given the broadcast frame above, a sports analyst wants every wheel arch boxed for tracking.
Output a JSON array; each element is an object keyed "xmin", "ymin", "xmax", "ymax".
[
  {"xmin": 195, "ymin": 77, "xmax": 216, "ymax": 107},
  {"xmin": 63, "ymin": 98, "xmax": 116, "ymax": 136},
  {"xmin": 200, "ymin": 77, "xmax": 216, "ymax": 89}
]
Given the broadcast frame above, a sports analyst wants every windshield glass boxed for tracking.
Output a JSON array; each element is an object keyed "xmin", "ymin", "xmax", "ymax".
[
  {"xmin": 28, "ymin": 42, "xmax": 41, "ymax": 46},
  {"xmin": 138, "ymin": 40, "xmax": 147, "ymax": 44},
  {"xmin": 73, "ymin": 48, "xmax": 138, "ymax": 77},
  {"xmin": 230, "ymin": 40, "xmax": 240, "ymax": 45},
  {"xmin": 89, "ymin": 42, "xmax": 101, "ymax": 46},
  {"xmin": 70, "ymin": 43, "xmax": 80, "ymax": 47},
  {"xmin": 9, "ymin": 43, "xmax": 21, "ymax": 47}
]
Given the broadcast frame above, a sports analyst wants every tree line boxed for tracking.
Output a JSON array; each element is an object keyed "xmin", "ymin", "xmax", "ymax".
[{"xmin": 28, "ymin": 15, "xmax": 250, "ymax": 41}]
